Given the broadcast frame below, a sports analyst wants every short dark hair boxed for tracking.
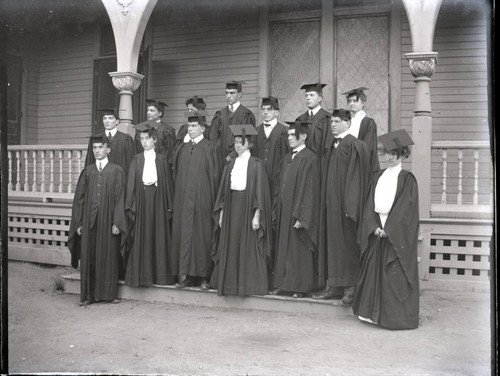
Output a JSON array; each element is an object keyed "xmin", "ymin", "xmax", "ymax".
[
  {"xmin": 348, "ymin": 92, "xmax": 367, "ymax": 103},
  {"xmin": 386, "ymin": 146, "xmax": 411, "ymax": 159},
  {"xmin": 140, "ymin": 127, "xmax": 158, "ymax": 140},
  {"xmin": 235, "ymin": 135, "xmax": 255, "ymax": 150}
]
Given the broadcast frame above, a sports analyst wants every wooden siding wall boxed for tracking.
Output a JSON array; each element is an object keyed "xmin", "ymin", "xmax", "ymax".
[
  {"xmin": 22, "ymin": 41, "xmax": 41, "ymax": 145},
  {"xmin": 150, "ymin": 0, "xmax": 261, "ymax": 131},
  {"xmin": 401, "ymin": 0, "xmax": 492, "ymax": 207},
  {"xmin": 401, "ymin": 0, "xmax": 490, "ymax": 141},
  {"xmin": 35, "ymin": 28, "xmax": 96, "ymax": 144}
]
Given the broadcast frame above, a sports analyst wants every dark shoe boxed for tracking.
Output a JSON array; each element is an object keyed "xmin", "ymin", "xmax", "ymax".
[
  {"xmin": 200, "ymin": 280, "xmax": 210, "ymax": 290},
  {"xmin": 341, "ymin": 286, "xmax": 356, "ymax": 305},
  {"xmin": 270, "ymin": 288, "xmax": 283, "ymax": 295},
  {"xmin": 292, "ymin": 292, "xmax": 305, "ymax": 298},
  {"xmin": 312, "ymin": 287, "xmax": 342, "ymax": 300},
  {"xmin": 175, "ymin": 277, "xmax": 195, "ymax": 288}
]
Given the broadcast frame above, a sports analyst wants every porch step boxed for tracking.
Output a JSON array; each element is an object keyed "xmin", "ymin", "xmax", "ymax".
[{"xmin": 62, "ymin": 273, "xmax": 353, "ymax": 316}]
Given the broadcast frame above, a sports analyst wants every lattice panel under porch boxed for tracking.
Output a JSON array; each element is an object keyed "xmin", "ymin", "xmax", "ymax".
[
  {"xmin": 8, "ymin": 214, "xmax": 70, "ymax": 249},
  {"xmin": 428, "ymin": 235, "xmax": 490, "ymax": 281}
]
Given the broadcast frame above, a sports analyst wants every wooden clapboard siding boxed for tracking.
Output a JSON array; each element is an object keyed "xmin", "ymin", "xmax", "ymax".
[
  {"xmin": 150, "ymin": 0, "xmax": 261, "ymax": 130},
  {"xmin": 36, "ymin": 27, "xmax": 95, "ymax": 144},
  {"xmin": 401, "ymin": 0, "xmax": 489, "ymax": 143},
  {"xmin": 23, "ymin": 41, "xmax": 41, "ymax": 145}
]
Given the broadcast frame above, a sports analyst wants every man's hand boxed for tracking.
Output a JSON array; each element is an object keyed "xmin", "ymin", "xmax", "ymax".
[
  {"xmin": 112, "ymin": 224, "xmax": 121, "ymax": 235},
  {"xmin": 293, "ymin": 220, "xmax": 303, "ymax": 229},
  {"xmin": 76, "ymin": 226, "xmax": 82, "ymax": 236}
]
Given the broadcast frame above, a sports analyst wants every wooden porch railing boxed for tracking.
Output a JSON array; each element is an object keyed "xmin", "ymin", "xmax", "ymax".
[
  {"xmin": 7, "ymin": 144, "xmax": 87, "ymax": 202},
  {"xmin": 431, "ymin": 141, "xmax": 493, "ymax": 219}
]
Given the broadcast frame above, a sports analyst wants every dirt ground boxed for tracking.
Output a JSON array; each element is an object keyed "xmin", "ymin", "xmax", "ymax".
[{"xmin": 7, "ymin": 260, "xmax": 493, "ymax": 376}]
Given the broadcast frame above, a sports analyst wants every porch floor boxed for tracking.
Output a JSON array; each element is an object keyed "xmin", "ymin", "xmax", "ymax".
[{"xmin": 62, "ymin": 273, "xmax": 353, "ymax": 316}]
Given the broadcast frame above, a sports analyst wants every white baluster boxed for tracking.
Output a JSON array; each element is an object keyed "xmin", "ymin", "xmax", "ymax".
[
  {"xmin": 40, "ymin": 150, "xmax": 46, "ymax": 192},
  {"xmin": 68, "ymin": 150, "xmax": 73, "ymax": 193},
  {"xmin": 59, "ymin": 150, "xmax": 64, "ymax": 192},
  {"xmin": 8, "ymin": 150, "xmax": 13, "ymax": 190},
  {"xmin": 16, "ymin": 150, "xmax": 21, "ymax": 191},
  {"xmin": 49, "ymin": 150, "xmax": 54, "ymax": 193},
  {"xmin": 473, "ymin": 149, "xmax": 479, "ymax": 205},
  {"xmin": 441, "ymin": 149, "xmax": 447, "ymax": 204},
  {"xmin": 77, "ymin": 150, "xmax": 82, "ymax": 174},
  {"xmin": 24, "ymin": 151, "xmax": 29, "ymax": 191},
  {"xmin": 457, "ymin": 150, "xmax": 463, "ymax": 205},
  {"xmin": 32, "ymin": 150, "xmax": 37, "ymax": 192}
]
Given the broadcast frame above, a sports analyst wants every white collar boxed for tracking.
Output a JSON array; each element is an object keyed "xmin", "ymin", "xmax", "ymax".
[
  {"xmin": 292, "ymin": 144, "xmax": 306, "ymax": 157},
  {"xmin": 263, "ymin": 118, "xmax": 278, "ymax": 127},
  {"xmin": 229, "ymin": 101, "xmax": 241, "ymax": 111},
  {"xmin": 96, "ymin": 157, "xmax": 109, "ymax": 169},
  {"xmin": 106, "ymin": 128, "xmax": 117, "ymax": 137},
  {"xmin": 236, "ymin": 149, "xmax": 251, "ymax": 160},
  {"xmin": 309, "ymin": 106, "xmax": 321, "ymax": 116},
  {"xmin": 144, "ymin": 148, "xmax": 156, "ymax": 157},
  {"xmin": 352, "ymin": 110, "xmax": 366, "ymax": 119},
  {"xmin": 191, "ymin": 134, "xmax": 204, "ymax": 144},
  {"xmin": 337, "ymin": 129, "xmax": 351, "ymax": 139}
]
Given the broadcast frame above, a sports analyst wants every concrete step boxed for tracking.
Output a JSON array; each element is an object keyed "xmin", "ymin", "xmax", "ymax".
[{"xmin": 62, "ymin": 273, "xmax": 353, "ymax": 316}]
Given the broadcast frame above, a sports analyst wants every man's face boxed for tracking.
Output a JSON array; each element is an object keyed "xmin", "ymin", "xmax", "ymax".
[
  {"xmin": 187, "ymin": 121, "xmax": 205, "ymax": 139},
  {"xmin": 305, "ymin": 91, "xmax": 322, "ymax": 109},
  {"xmin": 261, "ymin": 105, "xmax": 278, "ymax": 123},
  {"xmin": 347, "ymin": 95, "xmax": 365, "ymax": 113},
  {"xmin": 287, "ymin": 129, "xmax": 306, "ymax": 149},
  {"xmin": 225, "ymin": 89, "xmax": 241, "ymax": 105},
  {"xmin": 140, "ymin": 132, "xmax": 156, "ymax": 151},
  {"xmin": 92, "ymin": 142, "xmax": 109, "ymax": 160},
  {"xmin": 186, "ymin": 103, "xmax": 197, "ymax": 112},
  {"xmin": 331, "ymin": 117, "xmax": 350, "ymax": 136},
  {"xmin": 102, "ymin": 115, "xmax": 118, "ymax": 130},
  {"xmin": 147, "ymin": 106, "xmax": 162, "ymax": 121}
]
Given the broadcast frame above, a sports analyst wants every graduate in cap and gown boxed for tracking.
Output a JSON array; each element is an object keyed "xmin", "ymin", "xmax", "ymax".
[
  {"xmin": 271, "ymin": 121, "xmax": 321, "ymax": 298},
  {"xmin": 124, "ymin": 123, "xmax": 176, "ymax": 287},
  {"xmin": 295, "ymin": 83, "xmax": 331, "ymax": 159},
  {"xmin": 209, "ymin": 81, "xmax": 256, "ymax": 163},
  {"xmin": 343, "ymin": 87, "xmax": 380, "ymax": 172},
  {"xmin": 84, "ymin": 108, "xmax": 135, "ymax": 178},
  {"xmin": 353, "ymin": 129, "xmax": 420, "ymax": 330},
  {"xmin": 172, "ymin": 111, "xmax": 222, "ymax": 290},
  {"xmin": 253, "ymin": 96, "xmax": 290, "ymax": 193},
  {"xmin": 135, "ymin": 99, "xmax": 176, "ymax": 163},
  {"xmin": 68, "ymin": 135, "xmax": 127, "ymax": 306},
  {"xmin": 314, "ymin": 109, "xmax": 371, "ymax": 304},
  {"xmin": 211, "ymin": 124, "xmax": 273, "ymax": 296},
  {"xmin": 174, "ymin": 96, "xmax": 211, "ymax": 152}
]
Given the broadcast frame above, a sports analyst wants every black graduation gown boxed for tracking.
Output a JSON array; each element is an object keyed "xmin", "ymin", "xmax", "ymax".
[
  {"xmin": 135, "ymin": 119, "xmax": 176, "ymax": 162},
  {"xmin": 319, "ymin": 134, "xmax": 371, "ymax": 288},
  {"xmin": 358, "ymin": 116, "xmax": 380, "ymax": 172},
  {"xmin": 124, "ymin": 152, "xmax": 176, "ymax": 286},
  {"xmin": 208, "ymin": 105, "xmax": 256, "ymax": 160},
  {"xmin": 296, "ymin": 108, "xmax": 331, "ymax": 159},
  {"xmin": 353, "ymin": 169, "xmax": 420, "ymax": 330},
  {"xmin": 211, "ymin": 156, "xmax": 272, "ymax": 296},
  {"xmin": 84, "ymin": 131, "xmax": 136, "ymax": 178},
  {"xmin": 174, "ymin": 122, "xmax": 211, "ymax": 157},
  {"xmin": 273, "ymin": 148, "xmax": 320, "ymax": 293},
  {"xmin": 67, "ymin": 163, "xmax": 127, "ymax": 302},
  {"xmin": 171, "ymin": 138, "xmax": 222, "ymax": 278},
  {"xmin": 252, "ymin": 122, "xmax": 290, "ymax": 193}
]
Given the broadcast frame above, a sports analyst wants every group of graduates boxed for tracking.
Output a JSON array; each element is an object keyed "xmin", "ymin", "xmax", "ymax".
[{"xmin": 68, "ymin": 80, "xmax": 420, "ymax": 330}]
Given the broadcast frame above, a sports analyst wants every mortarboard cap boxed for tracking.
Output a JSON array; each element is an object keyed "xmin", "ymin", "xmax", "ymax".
[
  {"xmin": 285, "ymin": 120, "xmax": 311, "ymax": 135},
  {"xmin": 379, "ymin": 129, "xmax": 414, "ymax": 151},
  {"xmin": 89, "ymin": 134, "xmax": 107, "ymax": 144},
  {"xmin": 184, "ymin": 110, "xmax": 208, "ymax": 123},
  {"xmin": 300, "ymin": 83, "xmax": 327, "ymax": 93},
  {"xmin": 229, "ymin": 124, "xmax": 258, "ymax": 137},
  {"xmin": 99, "ymin": 108, "xmax": 118, "ymax": 118},
  {"xmin": 342, "ymin": 87, "xmax": 369, "ymax": 98},
  {"xmin": 133, "ymin": 120, "xmax": 155, "ymax": 132},
  {"xmin": 260, "ymin": 96, "xmax": 280, "ymax": 110},
  {"xmin": 146, "ymin": 99, "xmax": 168, "ymax": 113},
  {"xmin": 331, "ymin": 109, "xmax": 351, "ymax": 121},
  {"xmin": 225, "ymin": 80, "xmax": 245, "ymax": 91}
]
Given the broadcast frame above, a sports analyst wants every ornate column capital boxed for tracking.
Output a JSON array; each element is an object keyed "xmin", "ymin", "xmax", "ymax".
[
  {"xmin": 405, "ymin": 52, "xmax": 438, "ymax": 78},
  {"xmin": 109, "ymin": 71, "xmax": 144, "ymax": 92}
]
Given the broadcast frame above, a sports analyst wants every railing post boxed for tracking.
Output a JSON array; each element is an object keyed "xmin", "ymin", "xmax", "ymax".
[
  {"xmin": 473, "ymin": 149, "xmax": 479, "ymax": 205},
  {"xmin": 23, "ymin": 151, "xmax": 29, "ymax": 192},
  {"xmin": 67, "ymin": 150, "xmax": 73, "ymax": 193},
  {"xmin": 457, "ymin": 149, "xmax": 463, "ymax": 205},
  {"xmin": 49, "ymin": 150, "xmax": 54, "ymax": 193},
  {"xmin": 58, "ymin": 150, "xmax": 63, "ymax": 193},
  {"xmin": 441, "ymin": 149, "xmax": 447, "ymax": 204},
  {"xmin": 32, "ymin": 151, "xmax": 37, "ymax": 192},
  {"xmin": 40, "ymin": 150, "xmax": 46, "ymax": 193},
  {"xmin": 7, "ymin": 151, "xmax": 12, "ymax": 191},
  {"xmin": 15, "ymin": 151, "xmax": 21, "ymax": 191}
]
